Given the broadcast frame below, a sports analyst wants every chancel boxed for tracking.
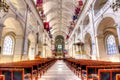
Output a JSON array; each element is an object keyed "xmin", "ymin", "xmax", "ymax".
[{"xmin": 0, "ymin": 0, "xmax": 120, "ymax": 80}]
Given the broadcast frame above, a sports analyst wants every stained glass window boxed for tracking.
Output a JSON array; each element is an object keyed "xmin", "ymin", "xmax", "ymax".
[
  {"xmin": 106, "ymin": 35, "xmax": 117, "ymax": 55},
  {"xmin": 3, "ymin": 36, "xmax": 14, "ymax": 55}
]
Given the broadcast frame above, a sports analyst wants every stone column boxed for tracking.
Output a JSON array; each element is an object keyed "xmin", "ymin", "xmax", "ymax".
[
  {"xmin": 116, "ymin": 23, "xmax": 120, "ymax": 61},
  {"xmin": 72, "ymin": 45, "xmax": 74, "ymax": 58},
  {"xmin": 42, "ymin": 34, "xmax": 47, "ymax": 58},
  {"xmin": 0, "ymin": 24, "xmax": 4, "ymax": 62},
  {"xmin": 72, "ymin": 44, "xmax": 76, "ymax": 58},
  {"xmin": 0, "ymin": 24, "xmax": 4, "ymax": 50},
  {"xmin": 116, "ymin": 24, "xmax": 120, "ymax": 50},
  {"xmin": 13, "ymin": 35, "xmax": 23, "ymax": 61}
]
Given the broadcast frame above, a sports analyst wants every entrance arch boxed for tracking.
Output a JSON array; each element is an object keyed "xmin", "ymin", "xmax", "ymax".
[
  {"xmin": 54, "ymin": 35, "xmax": 65, "ymax": 58},
  {"xmin": 84, "ymin": 33, "xmax": 92, "ymax": 59}
]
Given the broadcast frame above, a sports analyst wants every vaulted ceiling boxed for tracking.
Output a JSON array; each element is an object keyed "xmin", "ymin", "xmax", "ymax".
[
  {"xmin": 42, "ymin": 0, "xmax": 84, "ymax": 38},
  {"xmin": 8, "ymin": 0, "xmax": 85, "ymax": 39}
]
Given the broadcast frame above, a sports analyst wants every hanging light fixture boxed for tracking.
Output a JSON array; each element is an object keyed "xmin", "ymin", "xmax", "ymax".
[
  {"xmin": 0, "ymin": 0, "xmax": 9, "ymax": 12},
  {"xmin": 111, "ymin": 0, "xmax": 120, "ymax": 12}
]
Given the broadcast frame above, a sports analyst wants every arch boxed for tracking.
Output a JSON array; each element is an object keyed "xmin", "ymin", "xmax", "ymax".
[
  {"xmin": 83, "ymin": 15, "xmax": 90, "ymax": 30},
  {"xmin": 2, "ymin": 35, "xmax": 15, "ymax": 55},
  {"xmin": 52, "ymin": 32, "xmax": 66, "ymax": 41},
  {"xmin": 2, "ymin": 17, "xmax": 24, "ymax": 58},
  {"xmin": 83, "ymin": 15, "xmax": 90, "ymax": 25},
  {"xmin": 95, "ymin": 14, "xmax": 119, "ymax": 35},
  {"xmin": 97, "ymin": 17, "xmax": 116, "ymax": 36},
  {"xmin": 3, "ymin": 17, "xmax": 23, "ymax": 36},
  {"xmin": 54, "ymin": 35, "xmax": 65, "ymax": 57},
  {"xmin": 84, "ymin": 33, "xmax": 92, "ymax": 59},
  {"xmin": 93, "ymin": 0, "xmax": 108, "ymax": 15},
  {"xmin": 96, "ymin": 17, "xmax": 119, "ymax": 61}
]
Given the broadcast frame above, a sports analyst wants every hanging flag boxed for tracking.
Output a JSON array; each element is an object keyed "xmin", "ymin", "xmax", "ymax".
[
  {"xmin": 73, "ymin": 15, "xmax": 78, "ymax": 20},
  {"xmin": 75, "ymin": 7, "xmax": 80, "ymax": 15},
  {"xmin": 66, "ymin": 34, "xmax": 69, "ymax": 39},
  {"xmin": 36, "ymin": 0, "xmax": 43, "ymax": 11},
  {"xmin": 36, "ymin": 0, "xmax": 43, "ymax": 7},
  {"xmin": 79, "ymin": 0, "xmax": 83, "ymax": 6},
  {"xmin": 44, "ymin": 22, "xmax": 49, "ymax": 31}
]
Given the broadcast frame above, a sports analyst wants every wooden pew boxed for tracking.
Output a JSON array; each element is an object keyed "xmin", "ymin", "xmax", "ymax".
[
  {"xmin": 116, "ymin": 74, "xmax": 120, "ymax": 80},
  {"xmin": 98, "ymin": 69, "xmax": 120, "ymax": 80},
  {"xmin": 0, "ymin": 75, "xmax": 5, "ymax": 80},
  {"xmin": 64, "ymin": 58, "xmax": 120, "ymax": 80},
  {"xmin": 0, "ymin": 58, "xmax": 56, "ymax": 80},
  {"xmin": 0, "ymin": 68, "xmax": 24, "ymax": 80},
  {"xmin": 86, "ymin": 65, "xmax": 120, "ymax": 80}
]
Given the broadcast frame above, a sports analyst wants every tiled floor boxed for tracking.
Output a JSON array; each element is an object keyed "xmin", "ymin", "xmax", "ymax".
[{"xmin": 38, "ymin": 60, "xmax": 81, "ymax": 80}]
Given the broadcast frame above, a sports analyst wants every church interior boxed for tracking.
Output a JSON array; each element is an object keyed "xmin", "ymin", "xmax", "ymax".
[{"xmin": 0, "ymin": 0, "xmax": 120, "ymax": 80}]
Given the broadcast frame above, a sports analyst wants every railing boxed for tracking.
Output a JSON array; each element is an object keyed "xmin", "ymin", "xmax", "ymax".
[{"xmin": 94, "ymin": 0, "xmax": 111, "ymax": 22}]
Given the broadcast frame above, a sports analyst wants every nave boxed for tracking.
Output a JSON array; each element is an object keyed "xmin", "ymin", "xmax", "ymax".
[
  {"xmin": 39, "ymin": 60, "xmax": 81, "ymax": 80},
  {"xmin": 0, "ymin": 0, "xmax": 120, "ymax": 80}
]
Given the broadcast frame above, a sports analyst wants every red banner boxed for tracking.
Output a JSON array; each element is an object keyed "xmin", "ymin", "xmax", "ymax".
[
  {"xmin": 36, "ymin": 0, "xmax": 43, "ymax": 7},
  {"xmin": 66, "ymin": 34, "xmax": 69, "ymax": 39},
  {"xmin": 44, "ymin": 22, "xmax": 49, "ymax": 31},
  {"xmin": 75, "ymin": 7, "xmax": 80, "ymax": 15},
  {"xmin": 79, "ymin": 0, "xmax": 83, "ymax": 6}
]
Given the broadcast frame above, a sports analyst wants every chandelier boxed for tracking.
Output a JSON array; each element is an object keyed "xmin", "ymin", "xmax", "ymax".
[
  {"xmin": 0, "ymin": 0, "xmax": 9, "ymax": 12},
  {"xmin": 111, "ymin": 0, "xmax": 120, "ymax": 12}
]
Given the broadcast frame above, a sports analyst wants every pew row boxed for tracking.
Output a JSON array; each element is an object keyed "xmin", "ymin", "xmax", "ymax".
[
  {"xmin": 87, "ymin": 65, "xmax": 120, "ymax": 80},
  {"xmin": 98, "ymin": 69, "xmax": 120, "ymax": 80},
  {"xmin": 64, "ymin": 58, "xmax": 120, "ymax": 80},
  {"xmin": 0, "ymin": 58, "xmax": 56, "ymax": 80},
  {"xmin": 0, "ymin": 75, "xmax": 5, "ymax": 80}
]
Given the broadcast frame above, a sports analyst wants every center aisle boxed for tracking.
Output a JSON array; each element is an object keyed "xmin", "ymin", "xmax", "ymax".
[{"xmin": 38, "ymin": 60, "xmax": 81, "ymax": 80}]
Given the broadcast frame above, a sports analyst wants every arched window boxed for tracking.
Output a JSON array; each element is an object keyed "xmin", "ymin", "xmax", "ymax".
[
  {"xmin": 3, "ymin": 35, "xmax": 14, "ymax": 55},
  {"xmin": 106, "ymin": 35, "xmax": 117, "ymax": 55}
]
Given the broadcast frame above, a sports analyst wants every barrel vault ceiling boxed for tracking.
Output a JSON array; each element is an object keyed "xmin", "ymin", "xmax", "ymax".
[{"xmin": 42, "ymin": 0, "xmax": 81, "ymax": 38}]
